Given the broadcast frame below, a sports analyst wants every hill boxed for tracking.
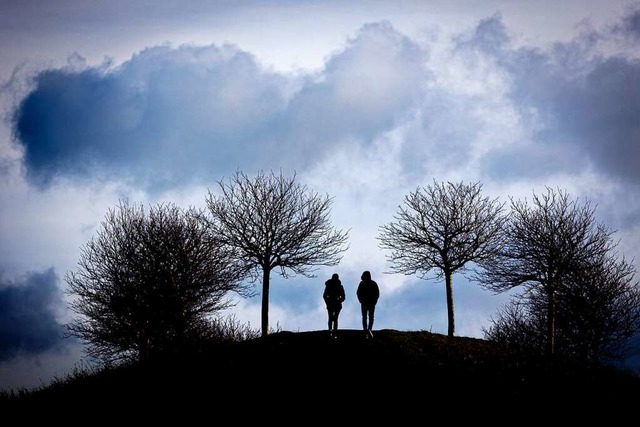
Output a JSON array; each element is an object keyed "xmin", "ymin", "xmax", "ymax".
[{"xmin": 2, "ymin": 329, "xmax": 639, "ymax": 418}]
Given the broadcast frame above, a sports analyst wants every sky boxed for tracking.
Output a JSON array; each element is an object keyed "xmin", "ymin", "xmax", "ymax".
[{"xmin": 1, "ymin": 0, "xmax": 640, "ymax": 391}]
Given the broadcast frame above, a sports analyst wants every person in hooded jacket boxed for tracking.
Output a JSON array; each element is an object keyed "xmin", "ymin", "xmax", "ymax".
[
  {"xmin": 356, "ymin": 270, "xmax": 380, "ymax": 338},
  {"xmin": 323, "ymin": 273, "xmax": 346, "ymax": 337}
]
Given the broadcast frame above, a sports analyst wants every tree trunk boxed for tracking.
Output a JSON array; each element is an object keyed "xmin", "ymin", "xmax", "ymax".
[
  {"xmin": 261, "ymin": 268, "xmax": 270, "ymax": 337},
  {"xmin": 445, "ymin": 269, "xmax": 455, "ymax": 337},
  {"xmin": 546, "ymin": 286, "xmax": 556, "ymax": 355}
]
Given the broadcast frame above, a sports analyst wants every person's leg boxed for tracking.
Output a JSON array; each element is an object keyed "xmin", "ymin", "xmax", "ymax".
[
  {"xmin": 361, "ymin": 305, "xmax": 368, "ymax": 330},
  {"xmin": 366, "ymin": 306, "xmax": 375, "ymax": 338}
]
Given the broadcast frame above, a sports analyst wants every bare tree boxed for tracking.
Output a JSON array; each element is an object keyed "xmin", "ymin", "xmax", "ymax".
[
  {"xmin": 65, "ymin": 200, "xmax": 252, "ymax": 364},
  {"xmin": 482, "ymin": 296, "xmax": 547, "ymax": 355},
  {"xmin": 204, "ymin": 169, "xmax": 350, "ymax": 337},
  {"xmin": 476, "ymin": 187, "xmax": 616, "ymax": 355},
  {"xmin": 557, "ymin": 253, "xmax": 640, "ymax": 363},
  {"xmin": 378, "ymin": 180, "xmax": 506, "ymax": 337},
  {"xmin": 485, "ymin": 253, "xmax": 640, "ymax": 364}
]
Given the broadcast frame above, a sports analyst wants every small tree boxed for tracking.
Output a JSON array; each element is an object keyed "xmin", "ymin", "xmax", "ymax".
[
  {"xmin": 485, "ymin": 254, "xmax": 640, "ymax": 364},
  {"xmin": 378, "ymin": 180, "xmax": 505, "ymax": 337},
  {"xmin": 205, "ymin": 169, "xmax": 350, "ymax": 337},
  {"xmin": 557, "ymin": 253, "xmax": 640, "ymax": 363},
  {"xmin": 65, "ymin": 200, "xmax": 252, "ymax": 364},
  {"xmin": 482, "ymin": 297, "xmax": 547, "ymax": 355},
  {"xmin": 476, "ymin": 187, "xmax": 616, "ymax": 355}
]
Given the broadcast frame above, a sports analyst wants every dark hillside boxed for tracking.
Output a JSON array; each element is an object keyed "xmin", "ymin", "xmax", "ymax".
[{"xmin": 2, "ymin": 329, "xmax": 639, "ymax": 418}]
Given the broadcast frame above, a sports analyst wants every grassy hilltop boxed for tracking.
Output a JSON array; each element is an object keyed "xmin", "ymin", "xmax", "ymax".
[{"xmin": 2, "ymin": 329, "xmax": 639, "ymax": 418}]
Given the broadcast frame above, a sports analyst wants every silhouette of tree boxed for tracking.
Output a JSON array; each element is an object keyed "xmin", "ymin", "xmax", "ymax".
[
  {"xmin": 65, "ymin": 200, "xmax": 252, "ymax": 364},
  {"xmin": 482, "ymin": 298, "xmax": 546, "ymax": 355},
  {"xmin": 484, "ymin": 253, "xmax": 640, "ymax": 364},
  {"xmin": 558, "ymin": 254, "xmax": 640, "ymax": 362},
  {"xmin": 476, "ymin": 187, "xmax": 617, "ymax": 355},
  {"xmin": 378, "ymin": 180, "xmax": 505, "ymax": 337},
  {"xmin": 204, "ymin": 169, "xmax": 350, "ymax": 337}
]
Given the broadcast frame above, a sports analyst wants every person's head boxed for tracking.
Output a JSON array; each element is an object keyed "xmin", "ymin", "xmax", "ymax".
[
  {"xmin": 331, "ymin": 273, "xmax": 339, "ymax": 281},
  {"xmin": 361, "ymin": 270, "xmax": 371, "ymax": 281}
]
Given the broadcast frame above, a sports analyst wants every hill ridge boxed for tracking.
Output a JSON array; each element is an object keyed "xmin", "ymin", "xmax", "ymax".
[{"xmin": 3, "ymin": 329, "xmax": 639, "ymax": 415}]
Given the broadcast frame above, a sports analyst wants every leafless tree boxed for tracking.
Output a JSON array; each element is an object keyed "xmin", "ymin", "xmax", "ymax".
[
  {"xmin": 205, "ymin": 169, "xmax": 350, "ymax": 337},
  {"xmin": 485, "ymin": 253, "xmax": 640, "ymax": 364},
  {"xmin": 65, "ymin": 200, "xmax": 252, "ymax": 364},
  {"xmin": 378, "ymin": 180, "xmax": 506, "ymax": 337},
  {"xmin": 482, "ymin": 296, "xmax": 547, "ymax": 355},
  {"xmin": 476, "ymin": 187, "xmax": 617, "ymax": 355},
  {"xmin": 557, "ymin": 253, "xmax": 640, "ymax": 363}
]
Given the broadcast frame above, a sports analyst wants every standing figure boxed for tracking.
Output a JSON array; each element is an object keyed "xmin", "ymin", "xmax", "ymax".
[
  {"xmin": 323, "ymin": 273, "xmax": 345, "ymax": 337},
  {"xmin": 356, "ymin": 270, "xmax": 379, "ymax": 338}
]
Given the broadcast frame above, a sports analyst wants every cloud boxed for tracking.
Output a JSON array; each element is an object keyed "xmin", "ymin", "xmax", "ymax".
[
  {"xmin": 453, "ymin": 10, "xmax": 640, "ymax": 186},
  {"xmin": 612, "ymin": 6, "xmax": 640, "ymax": 42},
  {"xmin": 12, "ymin": 44, "xmax": 292, "ymax": 191},
  {"xmin": 0, "ymin": 268, "xmax": 68, "ymax": 361},
  {"xmin": 283, "ymin": 21, "xmax": 426, "ymax": 147},
  {"xmin": 11, "ymin": 22, "xmax": 427, "ymax": 193}
]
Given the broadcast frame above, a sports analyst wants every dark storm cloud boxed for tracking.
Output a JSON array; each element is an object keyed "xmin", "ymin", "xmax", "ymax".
[
  {"xmin": 12, "ymin": 44, "xmax": 291, "ymax": 191},
  {"xmin": 0, "ymin": 268, "xmax": 67, "ymax": 361},
  {"xmin": 612, "ymin": 7, "xmax": 640, "ymax": 42},
  {"xmin": 461, "ymin": 10, "xmax": 640, "ymax": 184},
  {"xmin": 11, "ymin": 22, "xmax": 427, "ymax": 192}
]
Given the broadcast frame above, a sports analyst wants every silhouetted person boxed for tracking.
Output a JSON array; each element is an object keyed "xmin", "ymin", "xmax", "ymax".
[
  {"xmin": 357, "ymin": 270, "xmax": 379, "ymax": 338},
  {"xmin": 323, "ymin": 273, "xmax": 345, "ymax": 337}
]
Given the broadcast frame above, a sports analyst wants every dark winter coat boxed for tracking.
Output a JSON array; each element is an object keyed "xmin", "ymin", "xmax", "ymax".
[
  {"xmin": 357, "ymin": 279, "xmax": 379, "ymax": 307},
  {"xmin": 323, "ymin": 278, "xmax": 346, "ymax": 309}
]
